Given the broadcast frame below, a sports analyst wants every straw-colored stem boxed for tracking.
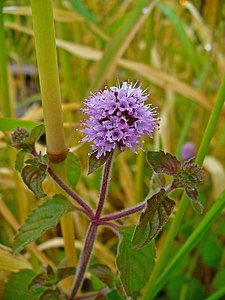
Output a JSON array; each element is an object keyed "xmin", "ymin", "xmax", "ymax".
[
  {"xmin": 30, "ymin": 0, "xmax": 67, "ymax": 161},
  {"xmin": 30, "ymin": 0, "xmax": 77, "ymax": 270}
]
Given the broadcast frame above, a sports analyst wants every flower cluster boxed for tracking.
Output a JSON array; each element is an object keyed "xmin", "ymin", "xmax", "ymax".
[{"xmin": 81, "ymin": 81, "xmax": 159, "ymax": 159}]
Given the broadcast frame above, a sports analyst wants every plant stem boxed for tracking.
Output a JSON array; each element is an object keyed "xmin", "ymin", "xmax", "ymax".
[
  {"xmin": 30, "ymin": 0, "xmax": 77, "ymax": 275},
  {"xmin": 74, "ymin": 287, "xmax": 110, "ymax": 300},
  {"xmin": 48, "ymin": 167, "xmax": 94, "ymax": 219},
  {"xmin": 0, "ymin": 1, "xmax": 12, "ymax": 117},
  {"xmin": 142, "ymin": 74, "xmax": 225, "ymax": 300},
  {"xmin": 30, "ymin": 0, "xmax": 67, "ymax": 162},
  {"xmin": 95, "ymin": 151, "xmax": 114, "ymax": 219},
  {"xmin": 99, "ymin": 202, "xmax": 146, "ymax": 222},
  {"xmin": 70, "ymin": 153, "xmax": 114, "ymax": 299},
  {"xmin": 69, "ymin": 223, "xmax": 98, "ymax": 300}
]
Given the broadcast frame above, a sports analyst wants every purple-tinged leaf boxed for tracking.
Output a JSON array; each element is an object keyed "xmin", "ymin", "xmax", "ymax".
[
  {"xmin": 13, "ymin": 194, "xmax": 74, "ymax": 254},
  {"xmin": 147, "ymin": 151, "xmax": 181, "ymax": 175},
  {"xmin": 66, "ymin": 152, "xmax": 81, "ymax": 188},
  {"xmin": 88, "ymin": 150, "xmax": 111, "ymax": 175},
  {"xmin": 116, "ymin": 226, "xmax": 155, "ymax": 300},
  {"xmin": 28, "ymin": 266, "xmax": 76, "ymax": 291},
  {"xmin": 185, "ymin": 187, "xmax": 198, "ymax": 202},
  {"xmin": 56, "ymin": 267, "xmax": 76, "ymax": 281},
  {"xmin": 132, "ymin": 189, "xmax": 176, "ymax": 249},
  {"xmin": 21, "ymin": 161, "xmax": 47, "ymax": 198},
  {"xmin": 39, "ymin": 288, "xmax": 63, "ymax": 300},
  {"xmin": 28, "ymin": 273, "xmax": 50, "ymax": 290},
  {"xmin": 89, "ymin": 264, "xmax": 116, "ymax": 289}
]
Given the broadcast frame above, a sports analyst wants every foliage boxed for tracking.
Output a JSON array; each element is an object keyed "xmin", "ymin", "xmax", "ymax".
[{"xmin": 0, "ymin": 1, "xmax": 225, "ymax": 300}]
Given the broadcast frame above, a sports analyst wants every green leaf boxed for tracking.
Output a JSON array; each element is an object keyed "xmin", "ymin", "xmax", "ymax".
[
  {"xmin": 22, "ymin": 161, "xmax": 47, "ymax": 198},
  {"xmin": 132, "ymin": 189, "xmax": 176, "ymax": 249},
  {"xmin": 15, "ymin": 149, "xmax": 26, "ymax": 172},
  {"xmin": 191, "ymin": 198, "xmax": 204, "ymax": 214},
  {"xmin": 213, "ymin": 267, "xmax": 225, "ymax": 290},
  {"xmin": 88, "ymin": 151, "xmax": 111, "ymax": 175},
  {"xmin": 13, "ymin": 194, "xmax": 74, "ymax": 254},
  {"xmin": 66, "ymin": 152, "xmax": 81, "ymax": 188},
  {"xmin": 28, "ymin": 124, "xmax": 45, "ymax": 145},
  {"xmin": 147, "ymin": 151, "xmax": 181, "ymax": 175},
  {"xmin": 106, "ymin": 290, "xmax": 125, "ymax": 300},
  {"xmin": 116, "ymin": 226, "xmax": 155, "ymax": 300},
  {"xmin": 89, "ymin": 264, "xmax": 116, "ymax": 289},
  {"xmin": 0, "ymin": 117, "xmax": 41, "ymax": 131},
  {"xmin": 2, "ymin": 269, "xmax": 39, "ymax": 300}
]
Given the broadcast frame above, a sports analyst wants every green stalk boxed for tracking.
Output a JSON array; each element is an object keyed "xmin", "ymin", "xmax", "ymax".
[
  {"xmin": 30, "ymin": 0, "xmax": 76, "ymax": 269},
  {"xmin": 143, "ymin": 75, "xmax": 225, "ymax": 300},
  {"xmin": 30, "ymin": 0, "xmax": 67, "ymax": 162},
  {"xmin": 0, "ymin": 1, "xmax": 12, "ymax": 117}
]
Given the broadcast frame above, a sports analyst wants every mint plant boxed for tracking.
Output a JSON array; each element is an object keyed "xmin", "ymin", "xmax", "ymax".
[{"xmin": 9, "ymin": 81, "xmax": 204, "ymax": 300}]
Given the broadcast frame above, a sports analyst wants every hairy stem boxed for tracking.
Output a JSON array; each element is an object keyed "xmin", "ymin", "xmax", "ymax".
[
  {"xmin": 48, "ymin": 167, "xmax": 94, "ymax": 219},
  {"xmin": 69, "ymin": 223, "xmax": 98, "ymax": 300},
  {"xmin": 95, "ymin": 151, "xmax": 114, "ymax": 219},
  {"xmin": 69, "ymin": 153, "xmax": 114, "ymax": 298}
]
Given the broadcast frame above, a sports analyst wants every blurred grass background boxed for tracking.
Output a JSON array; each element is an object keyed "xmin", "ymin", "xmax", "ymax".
[{"xmin": 0, "ymin": 0, "xmax": 225, "ymax": 299}]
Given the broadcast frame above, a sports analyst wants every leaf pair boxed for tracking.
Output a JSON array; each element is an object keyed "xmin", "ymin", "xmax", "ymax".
[
  {"xmin": 147, "ymin": 151, "xmax": 204, "ymax": 211},
  {"xmin": 132, "ymin": 151, "xmax": 204, "ymax": 250},
  {"xmin": 12, "ymin": 125, "xmax": 81, "ymax": 199}
]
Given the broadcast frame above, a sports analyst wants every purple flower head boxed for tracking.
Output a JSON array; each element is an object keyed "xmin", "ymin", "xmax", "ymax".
[{"xmin": 81, "ymin": 81, "xmax": 160, "ymax": 159}]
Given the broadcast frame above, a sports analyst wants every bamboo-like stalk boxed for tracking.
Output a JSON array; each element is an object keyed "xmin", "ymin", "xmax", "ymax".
[
  {"xmin": 0, "ymin": 2, "xmax": 11, "ymax": 117},
  {"xmin": 30, "ymin": 0, "xmax": 77, "ymax": 270},
  {"xmin": 30, "ymin": 0, "xmax": 67, "ymax": 162}
]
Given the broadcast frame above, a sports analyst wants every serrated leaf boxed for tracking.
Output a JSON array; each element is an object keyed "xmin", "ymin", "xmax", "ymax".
[
  {"xmin": 2, "ymin": 269, "xmax": 38, "ymax": 300},
  {"xmin": 66, "ymin": 152, "xmax": 81, "ymax": 188},
  {"xmin": 21, "ymin": 162, "xmax": 47, "ymax": 198},
  {"xmin": 116, "ymin": 226, "xmax": 155, "ymax": 300},
  {"xmin": 88, "ymin": 151, "xmax": 111, "ymax": 175},
  {"xmin": 28, "ymin": 124, "xmax": 45, "ymax": 144},
  {"xmin": 89, "ymin": 264, "xmax": 116, "ymax": 289},
  {"xmin": 15, "ymin": 149, "xmax": 26, "ymax": 172},
  {"xmin": 13, "ymin": 194, "xmax": 74, "ymax": 254},
  {"xmin": 147, "ymin": 151, "xmax": 181, "ymax": 175},
  {"xmin": 132, "ymin": 189, "xmax": 176, "ymax": 249}
]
